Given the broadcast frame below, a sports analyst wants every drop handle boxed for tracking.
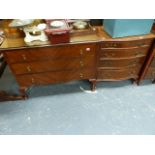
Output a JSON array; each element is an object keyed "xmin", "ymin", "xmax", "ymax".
[
  {"xmin": 80, "ymin": 61, "xmax": 84, "ymax": 67},
  {"xmin": 80, "ymin": 50, "xmax": 83, "ymax": 55},
  {"xmin": 105, "ymin": 43, "xmax": 118, "ymax": 48},
  {"xmin": 80, "ymin": 73, "xmax": 83, "ymax": 78},
  {"xmin": 129, "ymin": 70, "xmax": 135, "ymax": 75},
  {"xmin": 22, "ymin": 54, "xmax": 27, "ymax": 60},
  {"xmin": 26, "ymin": 66, "xmax": 31, "ymax": 72},
  {"xmin": 131, "ymin": 63, "xmax": 137, "ymax": 67},
  {"xmin": 137, "ymin": 42, "xmax": 146, "ymax": 47},
  {"xmin": 31, "ymin": 78, "xmax": 35, "ymax": 83},
  {"xmin": 104, "ymin": 53, "xmax": 116, "ymax": 57},
  {"xmin": 135, "ymin": 51, "xmax": 140, "ymax": 56}
]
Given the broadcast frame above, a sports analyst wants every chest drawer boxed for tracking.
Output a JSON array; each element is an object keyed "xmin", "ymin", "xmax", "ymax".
[
  {"xmin": 4, "ymin": 43, "xmax": 96, "ymax": 64},
  {"xmin": 100, "ymin": 39, "xmax": 153, "ymax": 48},
  {"xmin": 16, "ymin": 68, "xmax": 95, "ymax": 87},
  {"xmin": 10, "ymin": 55, "xmax": 95, "ymax": 75},
  {"xmin": 98, "ymin": 57, "xmax": 145, "ymax": 68},
  {"xmin": 99, "ymin": 46, "xmax": 150, "ymax": 59},
  {"xmin": 97, "ymin": 67, "xmax": 141, "ymax": 80}
]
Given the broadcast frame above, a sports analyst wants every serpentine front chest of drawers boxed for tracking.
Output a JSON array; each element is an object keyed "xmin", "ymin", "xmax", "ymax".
[
  {"xmin": 3, "ymin": 43, "xmax": 97, "ymax": 98},
  {"xmin": 97, "ymin": 39, "xmax": 154, "ymax": 82},
  {"xmin": 93, "ymin": 27, "xmax": 155, "ymax": 89}
]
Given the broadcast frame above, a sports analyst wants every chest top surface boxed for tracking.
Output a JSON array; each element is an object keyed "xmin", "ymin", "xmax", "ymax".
[{"xmin": 0, "ymin": 25, "xmax": 155, "ymax": 51}]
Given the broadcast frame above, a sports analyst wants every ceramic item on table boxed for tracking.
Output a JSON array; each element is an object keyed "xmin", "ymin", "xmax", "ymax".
[
  {"xmin": 23, "ymin": 25, "xmax": 48, "ymax": 44},
  {"xmin": 50, "ymin": 21, "xmax": 64, "ymax": 28},
  {"xmin": 9, "ymin": 19, "xmax": 34, "ymax": 28},
  {"xmin": 73, "ymin": 21, "xmax": 88, "ymax": 30}
]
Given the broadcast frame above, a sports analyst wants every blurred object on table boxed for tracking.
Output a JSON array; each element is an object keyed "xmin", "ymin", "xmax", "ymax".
[{"xmin": 0, "ymin": 19, "xmax": 25, "ymax": 38}]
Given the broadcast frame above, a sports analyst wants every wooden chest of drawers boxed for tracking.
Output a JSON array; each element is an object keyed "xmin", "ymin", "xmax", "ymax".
[
  {"xmin": 97, "ymin": 39, "xmax": 154, "ymax": 82},
  {"xmin": 4, "ymin": 43, "xmax": 97, "ymax": 97},
  {"xmin": 1, "ymin": 25, "xmax": 155, "ymax": 100}
]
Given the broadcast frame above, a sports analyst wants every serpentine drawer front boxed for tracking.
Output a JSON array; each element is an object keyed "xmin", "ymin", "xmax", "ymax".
[
  {"xmin": 98, "ymin": 57, "xmax": 145, "ymax": 69},
  {"xmin": 97, "ymin": 38, "xmax": 154, "ymax": 82},
  {"xmin": 98, "ymin": 67, "xmax": 141, "ymax": 80},
  {"xmin": 99, "ymin": 46, "xmax": 150, "ymax": 59},
  {"xmin": 100, "ymin": 39, "xmax": 153, "ymax": 48}
]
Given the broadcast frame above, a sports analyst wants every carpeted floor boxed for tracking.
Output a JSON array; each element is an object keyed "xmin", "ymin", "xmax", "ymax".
[{"xmin": 0, "ymin": 67, "xmax": 155, "ymax": 135}]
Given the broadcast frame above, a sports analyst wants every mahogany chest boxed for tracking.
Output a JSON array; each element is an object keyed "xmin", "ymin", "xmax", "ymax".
[
  {"xmin": 97, "ymin": 38, "xmax": 154, "ymax": 85},
  {"xmin": 3, "ymin": 43, "xmax": 97, "ymax": 97}
]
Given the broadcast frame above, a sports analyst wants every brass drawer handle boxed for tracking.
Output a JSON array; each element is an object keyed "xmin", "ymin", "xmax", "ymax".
[
  {"xmin": 104, "ymin": 53, "xmax": 116, "ymax": 57},
  {"xmin": 130, "ymin": 63, "xmax": 137, "ymax": 67},
  {"xmin": 26, "ymin": 66, "xmax": 31, "ymax": 72},
  {"xmin": 22, "ymin": 54, "xmax": 27, "ymax": 60},
  {"xmin": 80, "ymin": 61, "xmax": 84, "ymax": 67},
  {"xmin": 129, "ymin": 70, "xmax": 136, "ymax": 76},
  {"xmin": 128, "ymin": 60, "xmax": 139, "ymax": 66},
  {"xmin": 136, "ymin": 42, "xmax": 148, "ymax": 47},
  {"xmin": 135, "ymin": 51, "xmax": 141, "ymax": 56},
  {"xmin": 104, "ymin": 43, "xmax": 118, "ymax": 48},
  {"xmin": 31, "ymin": 78, "xmax": 35, "ymax": 83},
  {"xmin": 105, "ymin": 73, "xmax": 112, "ymax": 77},
  {"xmin": 80, "ymin": 50, "xmax": 83, "ymax": 55},
  {"xmin": 80, "ymin": 73, "xmax": 83, "ymax": 78}
]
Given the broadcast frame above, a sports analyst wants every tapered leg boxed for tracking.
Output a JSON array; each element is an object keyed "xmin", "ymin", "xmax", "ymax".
[
  {"xmin": 152, "ymin": 79, "xmax": 155, "ymax": 83},
  {"xmin": 131, "ymin": 78, "xmax": 138, "ymax": 85},
  {"xmin": 19, "ymin": 87, "xmax": 28, "ymax": 99},
  {"xmin": 89, "ymin": 80, "xmax": 97, "ymax": 91},
  {"xmin": 136, "ymin": 80, "xmax": 140, "ymax": 85}
]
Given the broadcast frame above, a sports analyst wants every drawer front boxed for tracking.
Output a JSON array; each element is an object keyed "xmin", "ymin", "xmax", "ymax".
[
  {"xmin": 16, "ymin": 68, "xmax": 95, "ymax": 87},
  {"xmin": 97, "ymin": 67, "xmax": 140, "ymax": 80},
  {"xmin": 11, "ymin": 55, "xmax": 95, "ymax": 75},
  {"xmin": 100, "ymin": 39, "xmax": 153, "ymax": 48},
  {"xmin": 4, "ymin": 43, "xmax": 96, "ymax": 64},
  {"xmin": 98, "ymin": 57, "xmax": 145, "ymax": 68},
  {"xmin": 99, "ymin": 46, "xmax": 150, "ymax": 59}
]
